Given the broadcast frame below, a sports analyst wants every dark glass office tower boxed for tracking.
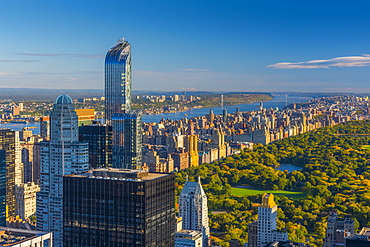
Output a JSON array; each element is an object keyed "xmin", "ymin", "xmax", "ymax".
[
  {"xmin": 0, "ymin": 150, "xmax": 6, "ymax": 226},
  {"xmin": 0, "ymin": 129, "xmax": 16, "ymax": 218},
  {"xmin": 79, "ymin": 123, "xmax": 113, "ymax": 168},
  {"xmin": 105, "ymin": 39, "xmax": 132, "ymax": 124},
  {"xmin": 63, "ymin": 168, "xmax": 175, "ymax": 247},
  {"xmin": 112, "ymin": 111, "xmax": 142, "ymax": 169}
]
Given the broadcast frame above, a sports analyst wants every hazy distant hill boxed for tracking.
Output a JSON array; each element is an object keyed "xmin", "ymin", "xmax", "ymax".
[
  {"xmin": 0, "ymin": 88, "xmax": 104, "ymax": 101},
  {"xmin": 0, "ymin": 88, "xmax": 274, "ymax": 101}
]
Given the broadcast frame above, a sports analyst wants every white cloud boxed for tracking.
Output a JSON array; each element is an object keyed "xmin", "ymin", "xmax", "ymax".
[{"xmin": 268, "ymin": 54, "xmax": 370, "ymax": 69}]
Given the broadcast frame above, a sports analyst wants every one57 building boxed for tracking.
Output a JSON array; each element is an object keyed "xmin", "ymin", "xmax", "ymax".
[
  {"xmin": 105, "ymin": 38, "xmax": 142, "ymax": 169},
  {"xmin": 105, "ymin": 38, "xmax": 132, "ymax": 124}
]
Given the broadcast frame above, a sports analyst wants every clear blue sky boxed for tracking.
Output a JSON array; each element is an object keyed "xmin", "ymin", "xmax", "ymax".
[{"xmin": 1, "ymin": 0, "xmax": 370, "ymax": 92}]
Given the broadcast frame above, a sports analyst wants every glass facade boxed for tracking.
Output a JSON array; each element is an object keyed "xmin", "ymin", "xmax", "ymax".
[
  {"xmin": 0, "ymin": 129, "xmax": 16, "ymax": 217},
  {"xmin": 63, "ymin": 170, "xmax": 175, "ymax": 247},
  {"xmin": 105, "ymin": 39, "xmax": 132, "ymax": 124},
  {"xmin": 0, "ymin": 150, "xmax": 6, "ymax": 226},
  {"xmin": 112, "ymin": 111, "xmax": 142, "ymax": 169},
  {"xmin": 79, "ymin": 124, "xmax": 113, "ymax": 168}
]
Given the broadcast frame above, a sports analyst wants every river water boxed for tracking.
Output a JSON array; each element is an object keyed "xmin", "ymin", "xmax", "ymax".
[
  {"xmin": 141, "ymin": 95, "xmax": 311, "ymax": 123},
  {"xmin": 0, "ymin": 95, "xmax": 312, "ymax": 133}
]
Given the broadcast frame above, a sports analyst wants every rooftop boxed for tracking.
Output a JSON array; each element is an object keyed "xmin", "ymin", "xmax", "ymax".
[
  {"xmin": 0, "ymin": 227, "xmax": 50, "ymax": 246},
  {"xmin": 67, "ymin": 168, "xmax": 169, "ymax": 181}
]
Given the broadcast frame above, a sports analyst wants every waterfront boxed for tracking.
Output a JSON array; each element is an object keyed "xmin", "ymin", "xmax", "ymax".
[
  {"xmin": 0, "ymin": 95, "xmax": 312, "ymax": 133},
  {"xmin": 0, "ymin": 122, "xmax": 40, "ymax": 134},
  {"xmin": 141, "ymin": 95, "xmax": 312, "ymax": 123}
]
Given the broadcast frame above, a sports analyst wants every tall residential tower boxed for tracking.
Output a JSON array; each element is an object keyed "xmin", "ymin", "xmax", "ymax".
[
  {"xmin": 36, "ymin": 95, "xmax": 89, "ymax": 247},
  {"xmin": 105, "ymin": 38, "xmax": 132, "ymax": 124},
  {"xmin": 179, "ymin": 177, "xmax": 210, "ymax": 247}
]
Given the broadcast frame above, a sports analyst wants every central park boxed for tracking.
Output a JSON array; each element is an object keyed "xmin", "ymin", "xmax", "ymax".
[{"xmin": 176, "ymin": 120, "xmax": 370, "ymax": 247}]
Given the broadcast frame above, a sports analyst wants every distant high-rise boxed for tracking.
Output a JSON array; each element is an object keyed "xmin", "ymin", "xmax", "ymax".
[
  {"xmin": 0, "ymin": 150, "xmax": 6, "ymax": 226},
  {"xmin": 112, "ymin": 111, "xmax": 142, "ymax": 169},
  {"xmin": 79, "ymin": 123, "xmax": 112, "ymax": 168},
  {"xmin": 179, "ymin": 177, "xmax": 210, "ymax": 247},
  {"xmin": 63, "ymin": 168, "xmax": 175, "ymax": 247},
  {"xmin": 248, "ymin": 194, "xmax": 288, "ymax": 247},
  {"xmin": 323, "ymin": 210, "xmax": 354, "ymax": 247},
  {"xmin": 36, "ymin": 94, "xmax": 89, "ymax": 247},
  {"xmin": 105, "ymin": 38, "xmax": 132, "ymax": 124},
  {"xmin": 0, "ymin": 129, "xmax": 17, "ymax": 218}
]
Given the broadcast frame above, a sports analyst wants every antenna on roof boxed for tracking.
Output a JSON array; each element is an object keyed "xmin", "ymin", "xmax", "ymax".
[{"xmin": 117, "ymin": 38, "xmax": 125, "ymax": 43}]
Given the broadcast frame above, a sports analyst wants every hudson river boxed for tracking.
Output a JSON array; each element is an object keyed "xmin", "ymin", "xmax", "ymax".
[
  {"xmin": 0, "ymin": 95, "xmax": 312, "ymax": 133},
  {"xmin": 141, "ymin": 95, "xmax": 311, "ymax": 123}
]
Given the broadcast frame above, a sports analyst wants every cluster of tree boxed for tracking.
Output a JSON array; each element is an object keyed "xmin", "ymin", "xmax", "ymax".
[{"xmin": 176, "ymin": 120, "xmax": 370, "ymax": 247}]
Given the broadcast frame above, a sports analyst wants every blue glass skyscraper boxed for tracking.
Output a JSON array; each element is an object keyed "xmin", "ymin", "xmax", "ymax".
[
  {"xmin": 105, "ymin": 38, "xmax": 132, "ymax": 124},
  {"xmin": 112, "ymin": 111, "xmax": 142, "ymax": 169}
]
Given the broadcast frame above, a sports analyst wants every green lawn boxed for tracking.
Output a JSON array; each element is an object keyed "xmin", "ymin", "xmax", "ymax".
[
  {"xmin": 231, "ymin": 187, "xmax": 306, "ymax": 199},
  {"xmin": 361, "ymin": 145, "xmax": 370, "ymax": 150}
]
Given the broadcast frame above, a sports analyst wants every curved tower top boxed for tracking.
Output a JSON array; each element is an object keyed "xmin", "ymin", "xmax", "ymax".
[
  {"xmin": 50, "ymin": 94, "xmax": 78, "ymax": 143},
  {"xmin": 55, "ymin": 94, "xmax": 73, "ymax": 104},
  {"xmin": 105, "ymin": 39, "xmax": 132, "ymax": 124}
]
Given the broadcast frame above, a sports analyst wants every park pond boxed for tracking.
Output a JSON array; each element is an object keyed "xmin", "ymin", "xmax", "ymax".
[{"xmin": 274, "ymin": 163, "xmax": 302, "ymax": 172}]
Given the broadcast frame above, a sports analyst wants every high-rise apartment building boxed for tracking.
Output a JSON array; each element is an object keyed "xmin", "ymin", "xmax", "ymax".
[
  {"xmin": 248, "ymin": 194, "xmax": 288, "ymax": 247},
  {"xmin": 0, "ymin": 129, "xmax": 17, "ymax": 218},
  {"xmin": 79, "ymin": 123, "xmax": 112, "ymax": 168},
  {"xmin": 15, "ymin": 182, "xmax": 39, "ymax": 221},
  {"xmin": 105, "ymin": 38, "xmax": 132, "ymax": 124},
  {"xmin": 112, "ymin": 111, "xmax": 142, "ymax": 169},
  {"xmin": 63, "ymin": 168, "xmax": 175, "ymax": 247},
  {"xmin": 36, "ymin": 94, "xmax": 89, "ymax": 247},
  {"xmin": 179, "ymin": 177, "xmax": 210, "ymax": 247},
  {"xmin": 323, "ymin": 210, "xmax": 354, "ymax": 247},
  {"xmin": 0, "ymin": 150, "xmax": 6, "ymax": 226}
]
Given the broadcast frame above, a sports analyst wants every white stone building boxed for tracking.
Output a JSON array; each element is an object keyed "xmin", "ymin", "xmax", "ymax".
[
  {"xmin": 179, "ymin": 177, "xmax": 210, "ymax": 247},
  {"xmin": 15, "ymin": 182, "xmax": 40, "ymax": 220},
  {"xmin": 36, "ymin": 94, "xmax": 88, "ymax": 247}
]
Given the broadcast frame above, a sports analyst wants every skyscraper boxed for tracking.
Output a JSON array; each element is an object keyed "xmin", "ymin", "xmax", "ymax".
[
  {"xmin": 112, "ymin": 111, "xmax": 142, "ymax": 169},
  {"xmin": 0, "ymin": 129, "xmax": 17, "ymax": 218},
  {"xmin": 79, "ymin": 123, "xmax": 112, "ymax": 168},
  {"xmin": 247, "ymin": 194, "xmax": 288, "ymax": 247},
  {"xmin": 105, "ymin": 38, "xmax": 132, "ymax": 124},
  {"xmin": 63, "ymin": 168, "xmax": 175, "ymax": 247},
  {"xmin": 179, "ymin": 177, "xmax": 210, "ymax": 247},
  {"xmin": 0, "ymin": 150, "xmax": 6, "ymax": 226},
  {"xmin": 36, "ymin": 94, "xmax": 89, "ymax": 247}
]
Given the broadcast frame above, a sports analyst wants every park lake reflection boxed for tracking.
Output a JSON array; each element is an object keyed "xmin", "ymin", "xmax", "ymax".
[{"xmin": 275, "ymin": 164, "xmax": 302, "ymax": 172}]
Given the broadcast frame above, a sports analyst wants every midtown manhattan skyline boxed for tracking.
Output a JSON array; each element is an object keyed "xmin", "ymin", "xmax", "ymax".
[{"xmin": 1, "ymin": 0, "xmax": 370, "ymax": 92}]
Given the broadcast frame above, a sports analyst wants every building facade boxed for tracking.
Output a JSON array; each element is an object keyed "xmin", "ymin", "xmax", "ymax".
[
  {"xmin": 179, "ymin": 177, "xmax": 210, "ymax": 247},
  {"xmin": 0, "ymin": 129, "xmax": 17, "ymax": 218},
  {"xmin": 15, "ymin": 182, "xmax": 40, "ymax": 221},
  {"xmin": 323, "ymin": 210, "xmax": 354, "ymax": 247},
  {"xmin": 112, "ymin": 111, "xmax": 142, "ymax": 169},
  {"xmin": 0, "ymin": 227, "xmax": 52, "ymax": 247},
  {"xmin": 36, "ymin": 94, "xmax": 89, "ymax": 247},
  {"xmin": 105, "ymin": 39, "xmax": 132, "ymax": 124},
  {"xmin": 248, "ymin": 194, "xmax": 288, "ymax": 247},
  {"xmin": 79, "ymin": 123, "xmax": 112, "ymax": 168},
  {"xmin": 0, "ymin": 150, "xmax": 6, "ymax": 226},
  {"xmin": 63, "ymin": 168, "xmax": 175, "ymax": 247}
]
